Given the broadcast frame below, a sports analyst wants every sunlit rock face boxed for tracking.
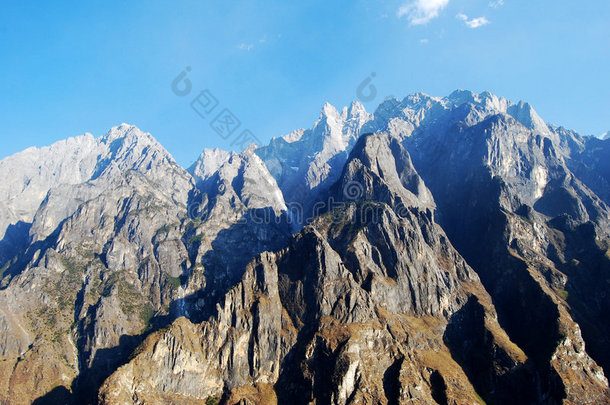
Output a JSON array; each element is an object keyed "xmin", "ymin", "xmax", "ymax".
[{"xmin": 0, "ymin": 91, "xmax": 609, "ymax": 404}]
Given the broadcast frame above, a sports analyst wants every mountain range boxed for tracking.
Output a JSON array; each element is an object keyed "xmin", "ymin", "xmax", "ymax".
[{"xmin": 0, "ymin": 90, "xmax": 609, "ymax": 404}]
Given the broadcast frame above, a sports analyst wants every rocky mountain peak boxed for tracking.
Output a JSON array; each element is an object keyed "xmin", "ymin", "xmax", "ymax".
[
  {"xmin": 281, "ymin": 128, "xmax": 306, "ymax": 143},
  {"xmin": 1, "ymin": 90, "xmax": 610, "ymax": 405},
  {"xmin": 102, "ymin": 123, "xmax": 145, "ymax": 141},
  {"xmin": 188, "ymin": 148, "xmax": 233, "ymax": 185},
  {"xmin": 190, "ymin": 145, "xmax": 286, "ymax": 216},
  {"xmin": 371, "ymin": 96, "xmax": 402, "ymax": 119},
  {"xmin": 0, "ymin": 133, "xmax": 105, "ymax": 239},
  {"xmin": 506, "ymin": 100, "xmax": 552, "ymax": 136},
  {"xmin": 446, "ymin": 88, "xmax": 479, "ymax": 106},
  {"xmin": 346, "ymin": 100, "xmax": 366, "ymax": 116},
  {"xmin": 444, "ymin": 89, "xmax": 510, "ymax": 112},
  {"xmin": 320, "ymin": 101, "xmax": 341, "ymax": 120},
  {"xmin": 334, "ymin": 132, "xmax": 436, "ymax": 211},
  {"xmin": 96, "ymin": 124, "xmax": 176, "ymax": 172}
]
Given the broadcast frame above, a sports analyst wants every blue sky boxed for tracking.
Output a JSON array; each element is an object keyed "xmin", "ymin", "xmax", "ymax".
[{"xmin": 0, "ymin": 0, "xmax": 608, "ymax": 166}]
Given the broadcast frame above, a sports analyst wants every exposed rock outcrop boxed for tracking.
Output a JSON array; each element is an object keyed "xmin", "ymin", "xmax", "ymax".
[
  {"xmin": 1, "ymin": 90, "xmax": 609, "ymax": 404},
  {"xmin": 99, "ymin": 133, "xmax": 538, "ymax": 404}
]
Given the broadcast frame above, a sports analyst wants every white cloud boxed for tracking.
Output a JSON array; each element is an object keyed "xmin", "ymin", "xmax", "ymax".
[
  {"xmin": 466, "ymin": 17, "xmax": 490, "ymax": 28},
  {"xmin": 420, "ymin": 38, "xmax": 429, "ymax": 44},
  {"xmin": 489, "ymin": 0, "xmax": 504, "ymax": 8},
  {"xmin": 238, "ymin": 43, "xmax": 254, "ymax": 51},
  {"xmin": 397, "ymin": 0, "xmax": 450, "ymax": 25},
  {"xmin": 456, "ymin": 13, "xmax": 490, "ymax": 28}
]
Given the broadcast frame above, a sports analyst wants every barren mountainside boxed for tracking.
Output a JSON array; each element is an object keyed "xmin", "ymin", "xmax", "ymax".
[{"xmin": 0, "ymin": 90, "xmax": 609, "ymax": 404}]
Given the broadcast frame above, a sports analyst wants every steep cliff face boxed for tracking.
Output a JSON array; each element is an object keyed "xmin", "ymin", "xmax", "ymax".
[
  {"xmin": 400, "ymin": 98, "xmax": 610, "ymax": 403},
  {"xmin": 184, "ymin": 145, "xmax": 291, "ymax": 321},
  {"xmin": 555, "ymin": 126, "xmax": 610, "ymax": 205},
  {"xmin": 0, "ymin": 133, "xmax": 103, "ymax": 241},
  {"xmin": 0, "ymin": 125, "xmax": 195, "ymax": 404},
  {"xmin": 1, "ymin": 90, "xmax": 609, "ymax": 404},
  {"xmin": 0, "ymin": 127, "xmax": 290, "ymax": 404},
  {"xmin": 99, "ymin": 133, "xmax": 542, "ymax": 404},
  {"xmin": 255, "ymin": 102, "xmax": 370, "ymax": 223}
]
